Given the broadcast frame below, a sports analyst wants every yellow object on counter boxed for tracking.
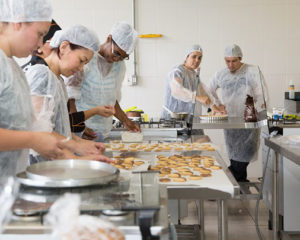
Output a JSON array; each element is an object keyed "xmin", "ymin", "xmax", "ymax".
[
  {"xmin": 139, "ymin": 34, "xmax": 163, "ymax": 38},
  {"xmin": 124, "ymin": 106, "xmax": 137, "ymax": 112},
  {"xmin": 141, "ymin": 114, "xmax": 149, "ymax": 122}
]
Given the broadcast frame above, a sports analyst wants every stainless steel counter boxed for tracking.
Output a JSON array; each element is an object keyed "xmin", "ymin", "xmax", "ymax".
[
  {"xmin": 264, "ymin": 137, "xmax": 300, "ymax": 240},
  {"xmin": 192, "ymin": 117, "xmax": 268, "ymax": 129},
  {"xmin": 265, "ymin": 137, "xmax": 300, "ymax": 166}
]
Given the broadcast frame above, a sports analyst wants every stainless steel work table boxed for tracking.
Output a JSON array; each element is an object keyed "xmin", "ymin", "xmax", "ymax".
[
  {"xmin": 165, "ymin": 149, "xmax": 240, "ymax": 240},
  {"xmin": 265, "ymin": 137, "xmax": 300, "ymax": 240},
  {"xmin": 105, "ymin": 134, "xmax": 240, "ymax": 240},
  {"xmin": 192, "ymin": 117, "xmax": 268, "ymax": 129}
]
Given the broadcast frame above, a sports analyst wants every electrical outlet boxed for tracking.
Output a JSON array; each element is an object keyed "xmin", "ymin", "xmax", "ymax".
[{"xmin": 127, "ymin": 75, "xmax": 137, "ymax": 86}]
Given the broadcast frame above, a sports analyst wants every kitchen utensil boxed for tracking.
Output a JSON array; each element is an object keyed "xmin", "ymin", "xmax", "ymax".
[
  {"xmin": 162, "ymin": 106, "xmax": 189, "ymax": 120},
  {"xmin": 20, "ymin": 160, "xmax": 119, "ymax": 188}
]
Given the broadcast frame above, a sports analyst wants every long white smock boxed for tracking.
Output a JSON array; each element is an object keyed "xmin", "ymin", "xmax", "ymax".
[
  {"xmin": 161, "ymin": 64, "xmax": 211, "ymax": 119},
  {"xmin": 25, "ymin": 64, "xmax": 71, "ymax": 163},
  {"xmin": 209, "ymin": 64, "xmax": 268, "ymax": 163},
  {"xmin": 65, "ymin": 53, "xmax": 125, "ymax": 139},
  {"xmin": 0, "ymin": 49, "xmax": 34, "ymax": 176}
]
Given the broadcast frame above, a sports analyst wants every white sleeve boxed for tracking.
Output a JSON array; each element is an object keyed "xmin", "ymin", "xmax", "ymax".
[
  {"xmin": 25, "ymin": 65, "xmax": 55, "ymax": 132},
  {"xmin": 208, "ymin": 72, "xmax": 222, "ymax": 106},
  {"xmin": 116, "ymin": 62, "xmax": 126, "ymax": 102},
  {"xmin": 64, "ymin": 71, "xmax": 84, "ymax": 100},
  {"xmin": 170, "ymin": 78, "xmax": 196, "ymax": 103}
]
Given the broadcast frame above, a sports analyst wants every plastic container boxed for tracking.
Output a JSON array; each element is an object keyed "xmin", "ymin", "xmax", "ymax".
[{"xmin": 289, "ymin": 80, "xmax": 295, "ymax": 100}]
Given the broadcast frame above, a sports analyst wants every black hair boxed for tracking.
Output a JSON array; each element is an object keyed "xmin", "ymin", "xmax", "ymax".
[
  {"xmin": 56, "ymin": 42, "xmax": 84, "ymax": 58},
  {"xmin": 43, "ymin": 19, "xmax": 61, "ymax": 43}
]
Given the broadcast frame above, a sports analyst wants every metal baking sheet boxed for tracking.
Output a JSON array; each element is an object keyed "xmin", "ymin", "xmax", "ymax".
[{"xmin": 17, "ymin": 160, "xmax": 119, "ymax": 188}]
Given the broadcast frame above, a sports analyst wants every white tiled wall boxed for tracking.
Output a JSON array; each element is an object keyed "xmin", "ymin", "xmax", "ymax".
[{"xmin": 47, "ymin": 0, "xmax": 300, "ymax": 177}]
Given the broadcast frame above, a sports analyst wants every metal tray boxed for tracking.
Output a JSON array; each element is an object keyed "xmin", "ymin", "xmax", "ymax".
[
  {"xmin": 17, "ymin": 160, "xmax": 119, "ymax": 188},
  {"xmin": 199, "ymin": 115, "xmax": 228, "ymax": 121}
]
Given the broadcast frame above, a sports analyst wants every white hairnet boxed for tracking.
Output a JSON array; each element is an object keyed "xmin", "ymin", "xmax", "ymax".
[
  {"xmin": 224, "ymin": 44, "xmax": 243, "ymax": 58},
  {"xmin": 111, "ymin": 21, "xmax": 138, "ymax": 55},
  {"xmin": 184, "ymin": 44, "xmax": 203, "ymax": 60},
  {"xmin": 0, "ymin": 0, "xmax": 52, "ymax": 22},
  {"xmin": 50, "ymin": 25, "xmax": 100, "ymax": 52}
]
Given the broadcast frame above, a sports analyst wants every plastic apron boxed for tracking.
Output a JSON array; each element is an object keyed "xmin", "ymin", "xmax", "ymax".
[
  {"xmin": 0, "ymin": 50, "xmax": 34, "ymax": 176},
  {"xmin": 210, "ymin": 64, "xmax": 266, "ymax": 162},
  {"xmin": 75, "ymin": 54, "xmax": 125, "ymax": 140},
  {"xmin": 26, "ymin": 64, "xmax": 72, "ymax": 163}
]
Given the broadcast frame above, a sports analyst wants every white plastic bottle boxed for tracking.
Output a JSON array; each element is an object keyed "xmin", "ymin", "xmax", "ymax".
[{"xmin": 289, "ymin": 80, "xmax": 295, "ymax": 100}]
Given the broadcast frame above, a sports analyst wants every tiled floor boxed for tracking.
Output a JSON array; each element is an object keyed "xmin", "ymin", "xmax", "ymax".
[{"xmin": 179, "ymin": 199, "xmax": 273, "ymax": 240}]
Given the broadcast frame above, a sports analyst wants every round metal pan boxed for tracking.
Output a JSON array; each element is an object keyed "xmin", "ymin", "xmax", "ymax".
[{"xmin": 18, "ymin": 160, "xmax": 119, "ymax": 188}]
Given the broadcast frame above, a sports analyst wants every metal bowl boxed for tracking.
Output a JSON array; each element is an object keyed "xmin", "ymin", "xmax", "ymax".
[{"xmin": 170, "ymin": 112, "xmax": 189, "ymax": 120}]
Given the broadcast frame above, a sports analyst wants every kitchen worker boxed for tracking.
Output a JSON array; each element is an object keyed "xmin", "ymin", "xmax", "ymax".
[
  {"xmin": 209, "ymin": 44, "xmax": 268, "ymax": 182},
  {"xmin": 66, "ymin": 21, "xmax": 140, "ymax": 141},
  {"xmin": 25, "ymin": 25, "xmax": 112, "ymax": 164},
  {"xmin": 0, "ymin": 0, "xmax": 68, "ymax": 175},
  {"xmin": 161, "ymin": 45, "xmax": 225, "ymax": 125},
  {"xmin": 22, "ymin": 22, "xmax": 115, "ymax": 134},
  {"xmin": 22, "ymin": 19, "xmax": 62, "ymax": 70}
]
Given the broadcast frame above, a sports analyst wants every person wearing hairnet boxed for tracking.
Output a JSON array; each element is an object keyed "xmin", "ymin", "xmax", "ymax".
[
  {"xmin": 0, "ymin": 0, "xmax": 68, "ymax": 229},
  {"xmin": 209, "ymin": 44, "xmax": 268, "ymax": 182},
  {"xmin": 22, "ymin": 22, "xmax": 115, "ymax": 134},
  {"xmin": 25, "ymin": 25, "xmax": 112, "ymax": 164},
  {"xmin": 162, "ymin": 45, "xmax": 225, "ymax": 122},
  {"xmin": 22, "ymin": 19, "xmax": 62, "ymax": 70},
  {"xmin": 0, "ymin": 0, "xmax": 68, "ymax": 174},
  {"xmin": 66, "ymin": 21, "xmax": 140, "ymax": 141}
]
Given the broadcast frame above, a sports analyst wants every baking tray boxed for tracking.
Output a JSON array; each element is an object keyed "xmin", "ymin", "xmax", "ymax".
[
  {"xmin": 199, "ymin": 115, "xmax": 228, "ymax": 121},
  {"xmin": 17, "ymin": 160, "xmax": 119, "ymax": 188}
]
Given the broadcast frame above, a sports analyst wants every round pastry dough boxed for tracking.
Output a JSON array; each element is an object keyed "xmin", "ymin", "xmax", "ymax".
[
  {"xmin": 135, "ymin": 161, "xmax": 144, "ymax": 166},
  {"xmin": 180, "ymin": 171, "xmax": 193, "ymax": 176},
  {"xmin": 189, "ymin": 175, "xmax": 202, "ymax": 180},
  {"xmin": 159, "ymin": 178, "xmax": 171, "ymax": 183},
  {"xmin": 197, "ymin": 167, "xmax": 212, "ymax": 174},
  {"xmin": 201, "ymin": 173, "xmax": 212, "ymax": 177},
  {"xmin": 173, "ymin": 177, "xmax": 186, "ymax": 182},
  {"xmin": 168, "ymin": 173, "xmax": 181, "ymax": 178},
  {"xmin": 211, "ymin": 165, "xmax": 222, "ymax": 170}
]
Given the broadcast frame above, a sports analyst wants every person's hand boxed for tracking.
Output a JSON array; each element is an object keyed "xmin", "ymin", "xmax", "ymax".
[
  {"xmin": 31, "ymin": 132, "xmax": 64, "ymax": 159},
  {"xmin": 196, "ymin": 96, "xmax": 211, "ymax": 105},
  {"xmin": 76, "ymin": 154, "xmax": 114, "ymax": 163},
  {"xmin": 212, "ymin": 104, "xmax": 227, "ymax": 114},
  {"xmin": 82, "ymin": 127, "xmax": 97, "ymax": 140},
  {"xmin": 72, "ymin": 138, "xmax": 105, "ymax": 156},
  {"xmin": 123, "ymin": 119, "xmax": 140, "ymax": 132},
  {"xmin": 96, "ymin": 105, "xmax": 115, "ymax": 117}
]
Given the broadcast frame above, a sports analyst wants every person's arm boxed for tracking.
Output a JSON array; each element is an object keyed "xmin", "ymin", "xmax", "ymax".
[
  {"xmin": 170, "ymin": 77, "xmax": 196, "ymax": 103},
  {"xmin": 114, "ymin": 101, "xmax": 140, "ymax": 132},
  {"xmin": 84, "ymin": 105, "xmax": 115, "ymax": 119},
  {"xmin": 0, "ymin": 128, "xmax": 65, "ymax": 159},
  {"xmin": 208, "ymin": 73, "xmax": 227, "ymax": 113},
  {"xmin": 49, "ymin": 131, "xmax": 111, "ymax": 162}
]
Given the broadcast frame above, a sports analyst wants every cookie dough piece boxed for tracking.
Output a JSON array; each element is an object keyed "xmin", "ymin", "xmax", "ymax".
[
  {"xmin": 173, "ymin": 177, "xmax": 186, "ymax": 182},
  {"xmin": 135, "ymin": 161, "xmax": 144, "ymax": 166},
  {"xmin": 159, "ymin": 178, "xmax": 171, "ymax": 183},
  {"xmin": 180, "ymin": 171, "xmax": 193, "ymax": 176},
  {"xmin": 210, "ymin": 165, "xmax": 222, "ymax": 170},
  {"xmin": 196, "ymin": 167, "xmax": 212, "ymax": 174},
  {"xmin": 201, "ymin": 173, "xmax": 212, "ymax": 177},
  {"xmin": 189, "ymin": 175, "xmax": 202, "ymax": 180},
  {"xmin": 124, "ymin": 157, "xmax": 134, "ymax": 163},
  {"xmin": 168, "ymin": 173, "xmax": 181, "ymax": 178}
]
